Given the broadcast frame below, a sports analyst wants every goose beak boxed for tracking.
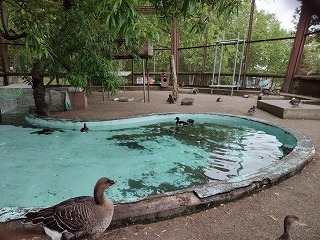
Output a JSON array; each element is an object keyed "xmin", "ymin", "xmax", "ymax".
[{"xmin": 298, "ymin": 222, "xmax": 307, "ymax": 227}]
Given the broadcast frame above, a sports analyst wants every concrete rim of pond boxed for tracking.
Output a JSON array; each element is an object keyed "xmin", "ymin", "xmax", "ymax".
[{"xmin": 1, "ymin": 113, "xmax": 315, "ymax": 232}]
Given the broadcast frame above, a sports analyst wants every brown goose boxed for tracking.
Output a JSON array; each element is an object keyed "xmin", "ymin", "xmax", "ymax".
[
  {"xmin": 277, "ymin": 215, "xmax": 307, "ymax": 240},
  {"xmin": 24, "ymin": 177, "xmax": 116, "ymax": 240}
]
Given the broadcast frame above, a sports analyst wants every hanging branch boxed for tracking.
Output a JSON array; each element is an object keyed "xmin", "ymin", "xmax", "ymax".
[{"xmin": 0, "ymin": 1, "xmax": 27, "ymax": 40}]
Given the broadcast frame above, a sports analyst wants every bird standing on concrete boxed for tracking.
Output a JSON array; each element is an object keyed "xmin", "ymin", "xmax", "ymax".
[
  {"xmin": 216, "ymin": 97, "xmax": 223, "ymax": 102},
  {"xmin": 247, "ymin": 106, "xmax": 256, "ymax": 114},
  {"xmin": 24, "ymin": 177, "xmax": 116, "ymax": 240},
  {"xmin": 277, "ymin": 215, "xmax": 307, "ymax": 240},
  {"xmin": 289, "ymin": 98, "xmax": 301, "ymax": 107}
]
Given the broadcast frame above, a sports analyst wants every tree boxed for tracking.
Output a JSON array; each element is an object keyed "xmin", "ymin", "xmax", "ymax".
[
  {"xmin": 1, "ymin": 0, "xmax": 155, "ymax": 116},
  {"xmin": 0, "ymin": 0, "xmax": 242, "ymax": 116}
]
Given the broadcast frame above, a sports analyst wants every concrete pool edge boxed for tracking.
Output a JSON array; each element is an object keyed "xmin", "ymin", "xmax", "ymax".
[
  {"xmin": 111, "ymin": 125, "xmax": 314, "ymax": 228},
  {"xmin": 0, "ymin": 113, "xmax": 315, "ymax": 233}
]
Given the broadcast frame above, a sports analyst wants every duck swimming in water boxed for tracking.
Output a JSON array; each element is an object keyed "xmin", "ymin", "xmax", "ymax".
[
  {"xmin": 30, "ymin": 129, "xmax": 54, "ymax": 135},
  {"xmin": 175, "ymin": 117, "xmax": 188, "ymax": 126},
  {"xmin": 187, "ymin": 119, "xmax": 195, "ymax": 124},
  {"xmin": 80, "ymin": 123, "xmax": 89, "ymax": 132},
  {"xmin": 277, "ymin": 215, "xmax": 307, "ymax": 240}
]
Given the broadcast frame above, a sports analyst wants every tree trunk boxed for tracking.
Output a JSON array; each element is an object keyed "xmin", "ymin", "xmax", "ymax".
[
  {"xmin": 169, "ymin": 54, "xmax": 179, "ymax": 102},
  {"xmin": 12, "ymin": 45, "xmax": 19, "ymax": 84},
  {"xmin": 31, "ymin": 61, "xmax": 49, "ymax": 116}
]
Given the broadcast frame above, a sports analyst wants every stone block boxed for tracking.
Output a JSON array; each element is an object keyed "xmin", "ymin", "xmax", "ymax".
[{"xmin": 181, "ymin": 97, "xmax": 194, "ymax": 105}]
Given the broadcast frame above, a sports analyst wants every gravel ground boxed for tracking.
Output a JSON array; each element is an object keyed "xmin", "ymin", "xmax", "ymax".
[{"xmin": 5, "ymin": 90, "xmax": 320, "ymax": 239}]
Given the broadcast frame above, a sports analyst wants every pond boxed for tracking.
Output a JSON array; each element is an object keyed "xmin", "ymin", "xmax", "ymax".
[{"xmin": 0, "ymin": 113, "xmax": 299, "ymax": 221}]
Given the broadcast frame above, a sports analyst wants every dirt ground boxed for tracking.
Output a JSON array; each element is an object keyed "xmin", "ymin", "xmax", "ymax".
[{"xmin": 4, "ymin": 90, "xmax": 320, "ymax": 239}]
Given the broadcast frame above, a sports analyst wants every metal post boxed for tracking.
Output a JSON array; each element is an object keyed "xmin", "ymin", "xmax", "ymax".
[
  {"xmin": 210, "ymin": 37, "xmax": 219, "ymax": 95},
  {"xmin": 217, "ymin": 34, "xmax": 225, "ymax": 86},
  {"xmin": 146, "ymin": 58, "xmax": 150, "ymax": 102},
  {"xmin": 238, "ymin": 30, "xmax": 247, "ymax": 90},
  {"xmin": 153, "ymin": 51, "xmax": 156, "ymax": 82},
  {"xmin": 131, "ymin": 59, "xmax": 134, "ymax": 85},
  {"xmin": 201, "ymin": 32, "xmax": 208, "ymax": 87},
  {"xmin": 142, "ymin": 59, "xmax": 146, "ymax": 103},
  {"xmin": 231, "ymin": 33, "xmax": 240, "ymax": 97},
  {"xmin": 212, "ymin": 38, "xmax": 219, "ymax": 84}
]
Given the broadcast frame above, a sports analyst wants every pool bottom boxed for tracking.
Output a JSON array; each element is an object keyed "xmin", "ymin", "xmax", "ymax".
[{"xmin": 0, "ymin": 113, "xmax": 315, "ymax": 225}]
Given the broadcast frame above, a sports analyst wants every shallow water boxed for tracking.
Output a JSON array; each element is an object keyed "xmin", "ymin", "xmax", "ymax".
[{"xmin": 0, "ymin": 114, "xmax": 296, "ymax": 209}]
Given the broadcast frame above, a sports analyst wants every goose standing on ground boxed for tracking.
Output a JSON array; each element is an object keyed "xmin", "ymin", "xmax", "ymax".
[
  {"xmin": 24, "ymin": 177, "xmax": 116, "ymax": 240},
  {"xmin": 277, "ymin": 215, "xmax": 307, "ymax": 240},
  {"xmin": 80, "ymin": 123, "xmax": 89, "ymax": 132},
  {"xmin": 175, "ymin": 117, "xmax": 188, "ymax": 126}
]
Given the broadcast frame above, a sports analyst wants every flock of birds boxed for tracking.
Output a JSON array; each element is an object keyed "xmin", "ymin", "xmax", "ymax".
[
  {"xmin": 18, "ymin": 96, "xmax": 307, "ymax": 240},
  {"xmin": 79, "ymin": 96, "xmax": 301, "ymax": 133},
  {"xmin": 246, "ymin": 97, "xmax": 301, "ymax": 116},
  {"xmin": 175, "ymin": 117, "xmax": 194, "ymax": 126}
]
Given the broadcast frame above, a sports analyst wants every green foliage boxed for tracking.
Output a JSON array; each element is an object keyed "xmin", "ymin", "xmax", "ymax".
[
  {"xmin": 148, "ymin": 0, "xmax": 241, "ymax": 21},
  {"xmin": 249, "ymin": 9, "xmax": 292, "ymax": 74},
  {"xmin": 5, "ymin": 0, "xmax": 317, "ymax": 93}
]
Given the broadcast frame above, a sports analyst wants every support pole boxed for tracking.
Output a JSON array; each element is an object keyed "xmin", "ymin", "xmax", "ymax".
[
  {"xmin": 231, "ymin": 33, "xmax": 240, "ymax": 96},
  {"xmin": 146, "ymin": 58, "xmax": 150, "ymax": 102},
  {"xmin": 212, "ymin": 37, "xmax": 219, "ymax": 84},
  {"xmin": 238, "ymin": 30, "xmax": 247, "ymax": 90},
  {"xmin": 131, "ymin": 59, "xmax": 134, "ymax": 85},
  {"xmin": 217, "ymin": 34, "xmax": 225, "ymax": 86},
  {"xmin": 242, "ymin": 0, "xmax": 255, "ymax": 89},
  {"xmin": 142, "ymin": 59, "xmax": 146, "ymax": 103},
  {"xmin": 201, "ymin": 32, "xmax": 208, "ymax": 87},
  {"xmin": 283, "ymin": 2, "xmax": 311, "ymax": 93},
  {"xmin": 210, "ymin": 37, "xmax": 219, "ymax": 94}
]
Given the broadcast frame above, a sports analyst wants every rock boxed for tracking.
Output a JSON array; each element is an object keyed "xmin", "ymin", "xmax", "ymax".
[
  {"xmin": 114, "ymin": 97, "xmax": 133, "ymax": 102},
  {"xmin": 181, "ymin": 97, "xmax": 194, "ymax": 105}
]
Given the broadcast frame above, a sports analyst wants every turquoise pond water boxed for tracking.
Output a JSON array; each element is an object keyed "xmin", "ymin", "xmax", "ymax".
[{"xmin": 0, "ymin": 113, "xmax": 296, "ymax": 209}]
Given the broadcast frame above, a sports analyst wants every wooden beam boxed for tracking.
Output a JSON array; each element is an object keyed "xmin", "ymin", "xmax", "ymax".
[
  {"xmin": 283, "ymin": 2, "xmax": 311, "ymax": 93},
  {"xmin": 242, "ymin": 0, "xmax": 255, "ymax": 89}
]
